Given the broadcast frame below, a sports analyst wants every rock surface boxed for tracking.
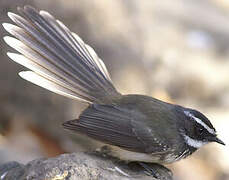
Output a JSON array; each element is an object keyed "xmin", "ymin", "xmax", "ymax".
[{"xmin": 0, "ymin": 152, "xmax": 172, "ymax": 180}]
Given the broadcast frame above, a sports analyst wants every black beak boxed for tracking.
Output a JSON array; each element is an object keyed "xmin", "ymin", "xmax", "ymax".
[{"xmin": 210, "ymin": 136, "xmax": 225, "ymax": 146}]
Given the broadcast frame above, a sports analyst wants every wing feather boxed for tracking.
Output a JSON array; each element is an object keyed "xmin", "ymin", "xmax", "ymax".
[{"xmin": 63, "ymin": 104, "xmax": 166, "ymax": 153}]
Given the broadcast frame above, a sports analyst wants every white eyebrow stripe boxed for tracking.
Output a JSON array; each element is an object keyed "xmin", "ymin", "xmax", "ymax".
[
  {"xmin": 184, "ymin": 111, "xmax": 216, "ymax": 135},
  {"xmin": 193, "ymin": 116, "xmax": 216, "ymax": 135}
]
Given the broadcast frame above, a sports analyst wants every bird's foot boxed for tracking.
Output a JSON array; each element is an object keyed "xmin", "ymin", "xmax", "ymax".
[
  {"xmin": 139, "ymin": 162, "xmax": 159, "ymax": 178},
  {"xmin": 137, "ymin": 162, "xmax": 173, "ymax": 180},
  {"xmin": 106, "ymin": 166, "xmax": 131, "ymax": 177}
]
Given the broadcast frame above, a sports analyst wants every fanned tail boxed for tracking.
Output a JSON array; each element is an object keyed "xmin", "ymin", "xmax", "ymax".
[{"xmin": 3, "ymin": 6, "xmax": 120, "ymax": 103}]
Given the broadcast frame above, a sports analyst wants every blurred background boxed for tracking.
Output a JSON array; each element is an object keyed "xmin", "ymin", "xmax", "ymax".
[{"xmin": 0, "ymin": 0, "xmax": 229, "ymax": 179}]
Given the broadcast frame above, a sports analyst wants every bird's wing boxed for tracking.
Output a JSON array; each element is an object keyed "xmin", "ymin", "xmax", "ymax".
[{"xmin": 63, "ymin": 104, "xmax": 168, "ymax": 153}]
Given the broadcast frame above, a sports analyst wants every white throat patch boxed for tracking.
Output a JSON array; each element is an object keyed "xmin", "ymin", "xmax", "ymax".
[
  {"xmin": 184, "ymin": 111, "xmax": 216, "ymax": 135},
  {"xmin": 183, "ymin": 134, "xmax": 208, "ymax": 148}
]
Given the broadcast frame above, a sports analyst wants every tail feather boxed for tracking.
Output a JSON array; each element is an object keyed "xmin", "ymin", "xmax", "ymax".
[
  {"xmin": 6, "ymin": 52, "xmax": 93, "ymax": 102},
  {"xmin": 7, "ymin": 11, "xmax": 102, "ymax": 90},
  {"xmin": 3, "ymin": 6, "xmax": 120, "ymax": 103},
  {"xmin": 19, "ymin": 71, "xmax": 92, "ymax": 102}
]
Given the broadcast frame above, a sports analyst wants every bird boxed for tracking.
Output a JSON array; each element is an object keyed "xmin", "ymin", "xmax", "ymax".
[{"xmin": 3, "ymin": 5, "xmax": 225, "ymax": 167}]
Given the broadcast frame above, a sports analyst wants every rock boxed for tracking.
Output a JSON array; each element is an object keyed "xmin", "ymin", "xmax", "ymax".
[{"xmin": 0, "ymin": 152, "xmax": 173, "ymax": 180}]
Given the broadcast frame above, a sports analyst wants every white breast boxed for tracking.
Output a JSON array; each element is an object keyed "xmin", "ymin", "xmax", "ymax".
[{"xmin": 102, "ymin": 145, "xmax": 180, "ymax": 164}]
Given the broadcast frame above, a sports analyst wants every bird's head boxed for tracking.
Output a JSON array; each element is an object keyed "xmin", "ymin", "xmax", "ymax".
[{"xmin": 180, "ymin": 108, "xmax": 225, "ymax": 149}]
